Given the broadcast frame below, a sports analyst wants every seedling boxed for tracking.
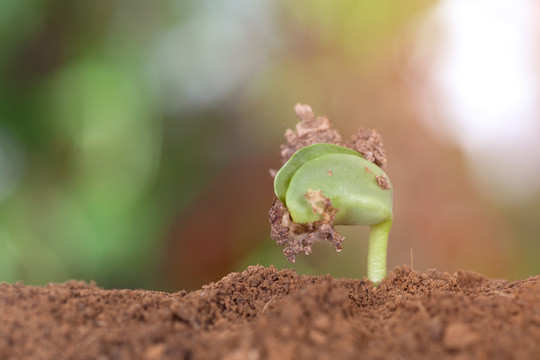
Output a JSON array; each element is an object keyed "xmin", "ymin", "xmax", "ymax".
[{"xmin": 273, "ymin": 143, "xmax": 393, "ymax": 284}]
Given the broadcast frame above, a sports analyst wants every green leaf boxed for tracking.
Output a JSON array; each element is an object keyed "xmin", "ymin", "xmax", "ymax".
[
  {"xmin": 274, "ymin": 143, "xmax": 362, "ymax": 204},
  {"xmin": 285, "ymin": 153, "xmax": 392, "ymax": 225}
]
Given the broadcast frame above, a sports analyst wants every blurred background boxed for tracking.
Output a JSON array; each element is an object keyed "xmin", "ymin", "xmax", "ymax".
[{"xmin": 0, "ymin": 0, "xmax": 539, "ymax": 291}]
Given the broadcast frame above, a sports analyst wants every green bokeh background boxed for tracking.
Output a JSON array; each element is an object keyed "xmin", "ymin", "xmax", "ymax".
[{"xmin": 0, "ymin": 0, "xmax": 538, "ymax": 290}]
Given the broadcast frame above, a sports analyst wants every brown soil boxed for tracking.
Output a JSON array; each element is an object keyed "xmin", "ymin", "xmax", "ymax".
[{"xmin": 1, "ymin": 266, "xmax": 538, "ymax": 360}]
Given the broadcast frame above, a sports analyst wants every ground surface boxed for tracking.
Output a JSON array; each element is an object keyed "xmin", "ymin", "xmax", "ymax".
[{"xmin": 1, "ymin": 266, "xmax": 538, "ymax": 360}]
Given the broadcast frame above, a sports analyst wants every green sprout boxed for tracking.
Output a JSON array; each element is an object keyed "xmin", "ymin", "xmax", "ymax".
[{"xmin": 274, "ymin": 143, "xmax": 393, "ymax": 284}]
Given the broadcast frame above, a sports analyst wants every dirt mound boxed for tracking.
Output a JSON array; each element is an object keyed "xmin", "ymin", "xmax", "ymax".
[{"xmin": 1, "ymin": 266, "xmax": 538, "ymax": 359}]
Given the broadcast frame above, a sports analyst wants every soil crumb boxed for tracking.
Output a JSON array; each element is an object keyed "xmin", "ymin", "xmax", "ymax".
[
  {"xmin": 346, "ymin": 128, "xmax": 387, "ymax": 168},
  {"xmin": 280, "ymin": 103, "xmax": 342, "ymax": 164},
  {"xmin": 0, "ymin": 266, "xmax": 538, "ymax": 360},
  {"xmin": 269, "ymin": 193, "xmax": 344, "ymax": 263},
  {"xmin": 375, "ymin": 174, "xmax": 391, "ymax": 190}
]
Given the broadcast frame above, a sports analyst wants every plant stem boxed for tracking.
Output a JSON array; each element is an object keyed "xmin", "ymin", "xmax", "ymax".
[{"xmin": 367, "ymin": 217, "xmax": 393, "ymax": 285}]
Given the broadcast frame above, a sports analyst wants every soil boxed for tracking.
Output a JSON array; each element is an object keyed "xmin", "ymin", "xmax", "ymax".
[{"xmin": 1, "ymin": 266, "xmax": 538, "ymax": 360}]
